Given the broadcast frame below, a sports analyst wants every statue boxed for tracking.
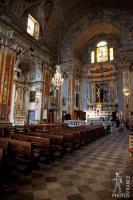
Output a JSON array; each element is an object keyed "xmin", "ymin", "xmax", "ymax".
[
  {"xmin": 15, "ymin": 87, "xmax": 22, "ymax": 110},
  {"xmin": 96, "ymin": 86, "xmax": 101, "ymax": 102}
]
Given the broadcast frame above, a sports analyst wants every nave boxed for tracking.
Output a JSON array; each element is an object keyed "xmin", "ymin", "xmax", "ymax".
[{"xmin": 0, "ymin": 129, "xmax": 132, "ymax": 200}]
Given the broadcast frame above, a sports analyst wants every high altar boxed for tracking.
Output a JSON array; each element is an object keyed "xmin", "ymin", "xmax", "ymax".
[{"xmin": 85, "ymin": 41, "xmax": 119, "ymax": 120}]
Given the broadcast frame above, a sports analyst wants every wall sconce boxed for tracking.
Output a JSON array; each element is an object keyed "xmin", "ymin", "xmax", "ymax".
[
  {"xmin": 123, "ymin": 88, "xmax": 130, "ymax": 96},
  {"xmin": 123, "ymin": 88, "xmax": 130, "ymax": 109}
]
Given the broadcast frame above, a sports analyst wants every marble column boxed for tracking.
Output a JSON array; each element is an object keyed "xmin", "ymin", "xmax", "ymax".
[
  {"xmin": 81, "ymin": 77, "xmax": 89, "ymax": 111},
  {"xmin": 68, "ymin": 72, "xmax": 75, "ymax": 118},
  {"xmin": 22, "ymin": 86, "xmax": 26, "ymax": 111},
  {"xmin": 9, "ymin": 83, "xmax": 16, "ymax": 124},
  {"xmin": 35, "ymin": 89, "xmax": 42, "ymax": 122},
  {"xmin": 56, "ymin": 87, "xmax": 62, "ymax": 122},
  {"xmin": 123, "ymin": 69, "xmax": 130, "ymax": 118},
  {"xmin": 116, "ymin": 72, "xmax": 124, "ymax": 113},
  {"xmin": 90, "ymin": 82, "xmax": 96, "ymax": 104}
]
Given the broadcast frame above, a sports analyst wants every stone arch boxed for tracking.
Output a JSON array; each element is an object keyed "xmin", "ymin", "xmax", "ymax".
[
  {"xmin": 61, "ymin": 22, "xmax": 121, "ymax": 62},
  {"xmin": 60, "ymin": 8, "xmax": 132, "ymax": 69},
  {"xmin": 14, "ymin": 50, "xmax": 42, "ymax": 81}
]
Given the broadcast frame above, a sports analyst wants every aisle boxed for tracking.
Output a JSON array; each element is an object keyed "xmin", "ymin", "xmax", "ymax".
[{"xmin": 1, "ymin": 129, "xmax": 131, "ymax": 200}]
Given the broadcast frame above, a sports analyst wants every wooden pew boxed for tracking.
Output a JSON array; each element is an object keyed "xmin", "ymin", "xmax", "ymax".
[
  {"xmin": 0, "ymin": 136, "xmax": 50, "ymax": 172},
  {"xmin": 61, "ymin": 128, "xmax": 87, "ymax": 146},
  {"xmin": 0, "ymin": 137, "xmax": 36, "ymax": 163},
  {"xmin": 15, "ymin": 124, "xmax": 76, "ymax": 152},
  {"xmin": 11, "ymin": 134, "xmax": 51, "ymax": 162},
  {"xmin": 129, "ymin": 135, "xmax": 133, "ymax": 157},
  {"xmin": 49, "ymin": 130, "xmax": 79, "ymax": 151},
  {"xmin": 0, "ymin": 148, "xmax": 6, "ymax": 163},
  {"xmin": 26, "ymin": 132, "xmax": 65, "ymax": 157},
  {"xmin": 0, "ymin": 125, "xmax": 15, "ymax": 137},
  {"xmin": 8, "ymin": 138, "xmax": 33, "ymax": 158},
  {"xmin": 128, "ymin": 122, "xmax": 133, "ymax": 131},
  {"xmin": 13, "ymin": 125, "xmax": 77, "ymax": 152},
  {"xmin": 0, "ymin": 146, "xmax": 8, "ymax": 185},
  {"xmin": 0, "ymin": 137, "xmax": 9, "ymax": 146},
  {"xmin": 51, "ymin": 126, "xmax": 91, "ymax": 146},
  {"xmin": 27, "ymin": 123, "xmax": 67, "ymax": 132},
  {"xmin": 8, "ymin": 138, "xmax": 43, "ymax": 173},
  {"xmin": 52, "ymin": 125, "xmax": 105, "ymax": 146},
  {"xmin": 15, "ymin": 125, "xmax": 26, "ymax": 134},
  {"xmin": 13, "ymin": 124, "xmax": 106, "ymax": 152}
]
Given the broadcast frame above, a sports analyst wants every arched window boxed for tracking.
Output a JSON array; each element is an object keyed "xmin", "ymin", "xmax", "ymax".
[{"xmin": 91, "ymin": 40, "xmax": 114, "ymax": 63}]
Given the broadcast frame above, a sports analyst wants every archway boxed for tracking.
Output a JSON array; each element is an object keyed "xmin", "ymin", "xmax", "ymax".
[{"xmin": 10, "ymin": 55, "xmax": 43, "ymax": 125}]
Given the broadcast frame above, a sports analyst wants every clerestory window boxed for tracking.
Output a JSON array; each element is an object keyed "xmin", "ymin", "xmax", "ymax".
[{"xmin": 27, "ymin": 14, "xmax": 39, "ymax": 40}]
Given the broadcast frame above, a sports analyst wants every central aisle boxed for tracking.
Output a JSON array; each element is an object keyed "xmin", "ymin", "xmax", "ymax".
[{"xmin": 1, "ymin": 129, "xmax": 130, "ymax": 200}]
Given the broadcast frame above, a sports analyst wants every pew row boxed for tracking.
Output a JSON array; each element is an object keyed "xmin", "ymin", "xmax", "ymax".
[
  {"xmin": 12, "ymin": 133, "xmax": 64, "ymax": 158},
  {"xmin": 129, "ymin": 135, "xmax": 133, "ymax": 157}
]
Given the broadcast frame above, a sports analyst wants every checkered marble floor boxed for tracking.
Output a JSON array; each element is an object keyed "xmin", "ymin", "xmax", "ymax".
[{"xmin": 0, "ymin": 128, "xmax": 132, "ymax": 200}]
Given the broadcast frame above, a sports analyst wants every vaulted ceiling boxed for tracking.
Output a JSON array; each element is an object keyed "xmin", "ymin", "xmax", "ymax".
[
  {"xmin": 46, "ymin": 0, "xmax": 133, "ymax": 48},
  {"xmin": 43, "ymin": 0, "xmax": 133, "ymax": 54}
]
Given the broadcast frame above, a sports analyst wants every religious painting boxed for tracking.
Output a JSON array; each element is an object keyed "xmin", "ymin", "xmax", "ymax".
[
  {"xmin": 15, "ymin": 87, "xmax": 23, "ymax": 109},
  {"xmin": 97, "ymin": 45, "xmax": 108, "ymax": 62},
  {"xmin": 91, "ymin": 41, "xmax": 113, "ymax": 64},
  {"xmin": 29, "ymin": 91, "xmax": 36, "ymax": 102}
]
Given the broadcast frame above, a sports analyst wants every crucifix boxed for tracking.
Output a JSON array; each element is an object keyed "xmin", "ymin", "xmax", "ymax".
[{"xmin": 96, "ymin": 86, "xmax": 101, "ymax": 102}]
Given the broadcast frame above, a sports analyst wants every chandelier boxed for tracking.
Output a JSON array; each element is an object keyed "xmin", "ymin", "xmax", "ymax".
[
  {"xmin": 52, "ymin": 32, "xmax": 64, "ymax": 90},
  {"xmin": 52, "ymin": 65, "xmax": 63, "ymax": 90}
]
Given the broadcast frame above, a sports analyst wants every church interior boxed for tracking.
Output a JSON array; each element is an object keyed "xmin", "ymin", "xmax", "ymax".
[{"xmin": 0, "ymin": 0, "xmax": 133, "ymax": 199}]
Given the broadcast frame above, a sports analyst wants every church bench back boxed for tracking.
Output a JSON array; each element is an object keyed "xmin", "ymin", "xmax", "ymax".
[
  {"xmin": 8, "ymin": 138, "xmax": 32, "ymax": 157},
  {"xmin": 26, "ymin": 132, "xmax": 64, "ymax": 145},
  {"xmin": 11, "ymin": 134, "xmax": 50, "ymax": 149},
  {"xmin": 129, "ymin": 135, "xmax": 133, "ymax": 153}
]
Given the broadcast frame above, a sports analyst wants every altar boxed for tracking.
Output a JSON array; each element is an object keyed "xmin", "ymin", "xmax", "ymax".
[{"xmin": 86, "ymin": 109, "xmax": 112, "ymax": 121}]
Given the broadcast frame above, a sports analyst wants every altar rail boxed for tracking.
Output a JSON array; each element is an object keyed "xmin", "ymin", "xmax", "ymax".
[{"xmin": 64, "ymin": 120, "xmax": 86, "ymax": 127}]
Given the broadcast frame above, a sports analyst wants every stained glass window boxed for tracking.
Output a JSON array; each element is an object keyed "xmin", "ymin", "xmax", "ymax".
[
  {"xmin": 97, "ymin": 41, "xmax": 108, "ymax": 62},
  {"xmin": 90, "ymin": 40, "xmax": 114, "ymax": 64},
  {"xmin": 109, "ymin": 47, "xmax": 114, "ymax": 61},
  {"xmin": 91, "ymin": 51, "xmax": 95, "ymax": 63}
]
